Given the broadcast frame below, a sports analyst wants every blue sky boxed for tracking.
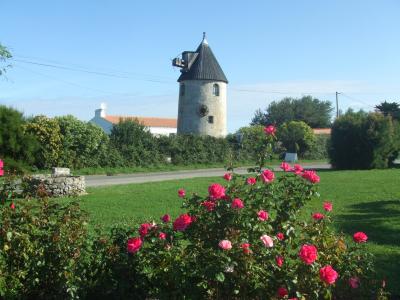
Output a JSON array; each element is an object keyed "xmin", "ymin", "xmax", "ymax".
[{"xmin": 1, "ymin": 0, "xmax": 399, "ymax": 132}]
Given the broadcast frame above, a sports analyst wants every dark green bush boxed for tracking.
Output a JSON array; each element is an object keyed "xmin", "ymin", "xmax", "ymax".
[
  {"xmin": 109, "ymin": 119, "xmax": 165, "ymax": 167},
  {"xmin": 0, "ymin": 105, "xmax": 38, "ymax": 166},
  {"xmin": 329, "ymin": 111, "xmax": 399, "ymax": 169},
  {"xmin": 164, "ymin": 134, "xmax": 230, "ymax": 165}
]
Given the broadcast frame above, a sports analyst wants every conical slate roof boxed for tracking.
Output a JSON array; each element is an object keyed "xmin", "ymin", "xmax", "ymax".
[{"xmin": 178, "ymin": 39, "xmax": 228, "ymax": 83}]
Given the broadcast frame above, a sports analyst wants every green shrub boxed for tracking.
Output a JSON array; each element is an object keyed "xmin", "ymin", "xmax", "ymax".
[
  {"xmin": 329, "ymin": 111, "xmax": 399, "ymax": 169},
  {"xmin": 109, "ymin": 119, "xmax": 165, "ymax": 167},
  {"xmin": 56, "ymin": 115, "xmax": 110, "ymax": 169},
  {"xmin": 165, "ymin": 134, "xmax": 230, "ymax": 165},
  {"xmin": 0, "ymin": 199, "xmax": 90, "ymax": 299},
  {"xmin": 278, "ymin": 121, "xmax": 316, "ymax": 157},
  {"xmin": 0, "ymin": 105, "xmax": 38, "ymax": 166},
  {"xmin": 304, "ymin": 134, "xmax": 330, "ymax": 160},
  {"xmin": 25, "ymin": 115, "xmax": 62, "ymax": 169}
]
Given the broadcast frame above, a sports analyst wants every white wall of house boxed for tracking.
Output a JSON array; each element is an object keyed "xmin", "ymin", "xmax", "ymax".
[
  {"xmin": 149, "ymin": 127, "xmax": 177, "ymax": 136},
  {"xmin": 89, "ymin": 106, "xmax": 177, "ymax": 136}
]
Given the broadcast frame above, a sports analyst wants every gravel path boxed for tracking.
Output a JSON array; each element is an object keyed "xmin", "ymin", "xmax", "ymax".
[{"xmin": 85, "ymin": 163, "xmax": 331, "ymax": 187}]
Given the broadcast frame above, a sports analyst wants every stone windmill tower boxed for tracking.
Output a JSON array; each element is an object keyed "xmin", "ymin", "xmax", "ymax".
[{"xmin": 172, "ymin": 33, "xmax": 228, "ymax": 137}]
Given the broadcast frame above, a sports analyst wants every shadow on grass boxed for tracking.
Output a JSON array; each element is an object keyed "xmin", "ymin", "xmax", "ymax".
[
  {"xmin": 335, "ymin": 200, "xmax": 400, "ymax": 247},
  {"xmin": 335, "ymin": 200, "xmax": 400, "ymax": 296}
]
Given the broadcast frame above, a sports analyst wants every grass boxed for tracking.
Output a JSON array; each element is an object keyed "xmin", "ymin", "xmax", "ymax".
[{"xmin": 57, "ymin": 168, "xmax": 400, "ymax": 295}]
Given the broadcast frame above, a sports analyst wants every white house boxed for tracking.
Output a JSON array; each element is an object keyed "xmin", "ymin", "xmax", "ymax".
[{"xmin": 89, "ymin": 104, "xmax": 177, "ymax": 136}]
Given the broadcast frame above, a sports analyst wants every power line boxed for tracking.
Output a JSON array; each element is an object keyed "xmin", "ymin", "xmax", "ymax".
[
  {"xmin": 14, "ymin": 53, "xmax": 176, "ymax": 81},
  {"xmin": 12, "ymin": 58, "xmax": 175, "ymax": 84},
  {"xmin": 14, "ymin": 64, "xmax": 140, "ymax": 97},
  {"xmin": 340, "ymin": 93, "xmax": 376, "ymax": 109}
]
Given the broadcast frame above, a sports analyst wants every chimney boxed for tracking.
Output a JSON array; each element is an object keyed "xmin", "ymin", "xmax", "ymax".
[{"xmin": 95, "ymin": 103, "xmax": 107, "ymax": 118}]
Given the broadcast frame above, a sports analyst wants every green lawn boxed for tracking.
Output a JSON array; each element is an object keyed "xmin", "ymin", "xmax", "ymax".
[{"xmin": 59, "ymin": 168, "xmax": 400, "ymax": 295}]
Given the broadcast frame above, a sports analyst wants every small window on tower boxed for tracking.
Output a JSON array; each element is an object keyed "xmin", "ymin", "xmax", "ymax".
[
  {"xmin": 208, "ymin": 116, "xmax": 214, "ymax": 124},
  {"xmin": 213, "ymin": 84, "xmax": 220, "ymax": 96},
  {"xmin": 180, "ymin": 83, "xmax": 185, "ymax": 96}
]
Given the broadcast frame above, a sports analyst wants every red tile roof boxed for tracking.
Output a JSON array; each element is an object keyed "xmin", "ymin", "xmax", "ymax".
[
  {"xmin": 313, "ymin": 128, "xmax": 331, "ymax": 135},
  {"xmin": 104, "ymin": 115, "xmax": 177, "ymax": 128}
]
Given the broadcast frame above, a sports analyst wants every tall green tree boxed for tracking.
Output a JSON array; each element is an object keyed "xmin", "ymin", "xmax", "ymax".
[
  {"xmin": 375, "ymin": 101, "xmax": 400, "ymax": 120},
  {"xmin": 0, "ymin": 105, "xmax": 38, "ymax": 165},
  {"xmin": 251, "ymin": 96, "xmax": 333, "ymax": 128},
  {"xmin": 0, "ymin": 43, "xmax": 12, "ymax": 76}
]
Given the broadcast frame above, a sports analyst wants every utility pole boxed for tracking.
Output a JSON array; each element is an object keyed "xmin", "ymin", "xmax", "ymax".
[{"xmin": 335, "ymin": 92, "xmax": 341, "ymax": 118}]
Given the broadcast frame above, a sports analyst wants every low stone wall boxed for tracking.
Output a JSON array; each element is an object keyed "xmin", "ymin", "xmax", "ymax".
[{"xmin": 22, "ymin": 175, "xmax": 86, "ymax": 198}]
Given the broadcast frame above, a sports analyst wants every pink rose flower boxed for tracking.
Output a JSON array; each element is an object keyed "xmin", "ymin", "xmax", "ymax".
[
  {"xmin": 257, "ymin": 210, "xmax": 269, "ymax": 221},
  {"xmin": 323, "ymin": 201, "xmax": 333, "ymax": 212},
  {"xmin": 231, "ymin": 198, "xmax": 244, "ymax": 209},
  {"xmin": 173, "ymin": 214, "xmax": 193, "ymax": 231},
  {"xmin": 218, "ymin": 239, "xmax": 232, "ymax": 250},
  {"xmin": 302, "ymin": 170, "xmax": 320, "ymax": 184},
  {"xmin": 159, "ymin": 232, "xmax": 167, "ymax": 240},
  {"xmin": 280, "ymin": 162, "xmax": 291, "ymax": 172},
  {"xmin": 178, "ymin": 188, "xmax": 186, "ymax": 198},
  {"xmin": 10, "ymin": 202, "xmax": 15, "ymax": 210},
  {"xmin": 261, "ymin": 169, "xmax": 275, "ymax": 183},
  {"xmin": 264, "ymin": 125, "xmax": 276, "ymax": 136},
  {"xmin": 353, "ymin": 232, "xmax": 368, "ymax": 243},
  {"xmin": 139, "ymin": 223, "xmax": 153, "ymax": 238},
  {"xmin": 299, "ymin": 244, "xmax": 318, "ymax": 265},
  {"xmin": 161, "ymin": 214, "xmax": 171, "ymax": 223},
  {"xmin": 127, "ymin": 237, "xmax": 142, "ymax": 253},
  {"xmin": 292, "ymin": 164, "xmax": 303, "ymax": 175},
  {"xmin": 223, "ymin": 173, "xmax": 233, "ymax": 181},
  {"xmin": 208, "ymin": 183, "xmax": 226, "ymax": 200},
  {"xmin": 246, "ymin": 177, "xmax": 256, "ymax": 185},
  {"xmin": 276, "ymin": 232, "xmax": 285, "ymax": 241},
  {"xmin": 202, "ymin": 200, "xmax": 216, "ymax": 211},
  {"xmin": 0, "ymin": 159, "xmax": 3, "ymax": 176},
  {"xmin": 241, "ymin": 243, "xmax": 251, "ymax": 254},
  {"xmin": 277, "ymin": 287, "xmax": 288, "ymax": 298},
  {"xmin": 312, "ymin": 212, "xmax": 325, "ymax": 220},
  {"xmin": 349, "ymin": 277, "xmax": 360, "ymax": 288},
  {"xmin": 276, "ymin": 255, "xmax": 284, "ymax": 267},
  {"xmin": 319, "ymin": 265, "xmax": 338, "ymax": 285},
  {"xmin": 260, "ymin": 234, "xmax": 274, "ymax": 247}
]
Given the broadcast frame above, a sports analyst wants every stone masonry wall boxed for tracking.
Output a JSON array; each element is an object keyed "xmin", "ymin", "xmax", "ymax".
[{"xmin": 22, "ymin": 175, "xmax": 86, "ymax": 198}]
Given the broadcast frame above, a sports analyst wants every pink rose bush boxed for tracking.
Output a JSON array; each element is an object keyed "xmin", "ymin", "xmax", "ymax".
[{"xmin": 120, "ymin": 131, "xmax": 383, "ymax": 299}]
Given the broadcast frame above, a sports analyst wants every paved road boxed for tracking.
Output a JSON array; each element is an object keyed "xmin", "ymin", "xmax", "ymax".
[{"xmin": 85, "ymin": 163, "xmax": 331, "ymax": 187}]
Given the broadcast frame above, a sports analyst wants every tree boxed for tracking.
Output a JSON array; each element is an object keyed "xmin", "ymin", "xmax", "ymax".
[
  {"xmin": 375, "ymin": 101, "xmax": 400, "ymax": 120},
  {"xmin": 25, "ymin": 116, "xmax": 62, "ymax": 168},
  {"xmin": 0, "ymin": 105, "xmax": 38, "ymax": 166},
  {"xmin": 0, "ymin": 43, "xmax": 12, "ymax": 76},
  {"xmin": 277, "ymin": 121, "xmax": 316, "ymax": 157},
  {"xmin": 251, "ymin": 96, "xmax": 333, "ymax": 128}
]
